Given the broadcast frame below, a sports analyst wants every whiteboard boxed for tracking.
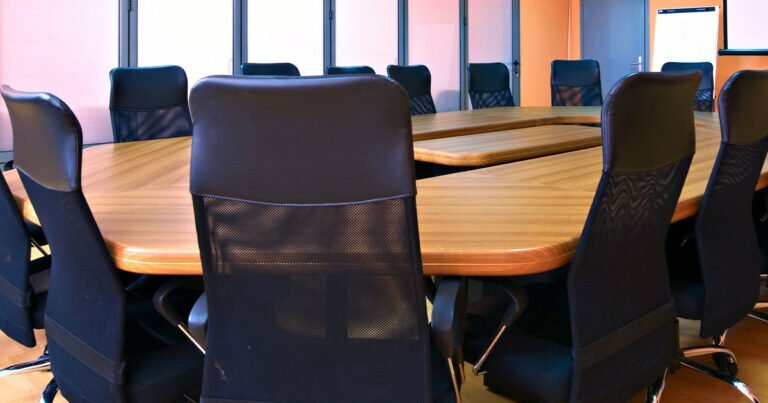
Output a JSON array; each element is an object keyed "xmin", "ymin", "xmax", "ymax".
[{"xmin": 652, "ymin": 7, "xmax": 720, "ymax": 79}]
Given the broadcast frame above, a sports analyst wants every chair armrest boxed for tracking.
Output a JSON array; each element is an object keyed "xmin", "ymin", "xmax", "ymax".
[
  {"xmin": 431, "ymin": 277, "xmax": 467, "ymax": 360},
  {"xmin": 430, "ymin": 276, "xmax": 467, "ymax": 401},
  {"xmin": 188, "ymin": 293, "xmax": 207, "ymax": 350},
  {"xmin": 469, "ymin": 278, "xmax": 527, "ymax": 374},
  {"xmin": 152, "ymin": 277, "xmax": 206, "ymax": 353}
]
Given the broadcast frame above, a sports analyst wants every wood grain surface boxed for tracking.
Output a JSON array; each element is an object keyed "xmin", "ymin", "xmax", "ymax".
[
  {"xmin": 5, "ymin": 109, "xmax": 758, "ymax": 277},
  {"xmin": 414, "ymin": 125, "xmax": 602, "ymax": 166}
]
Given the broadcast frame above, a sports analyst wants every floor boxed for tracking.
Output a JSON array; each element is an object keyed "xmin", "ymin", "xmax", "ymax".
[{"xmin": 0, "ymin": 312, "xmax": 766, "ymax": 402}]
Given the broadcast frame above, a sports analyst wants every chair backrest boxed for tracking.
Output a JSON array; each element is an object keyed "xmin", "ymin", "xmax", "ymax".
[
  {"xmin": 2, "ymin": 85, "xmax": 128, "ymax": 402},
  {"xmin": 109, "ymin": 65, "xmax": 193, "ymax": 143},
  {"xmin": 566, "ymin": 72, "xmax": 700, "ymax": 401},
  {"xmin": 550, "ymin": 59, "xmax": 603, "ymax": 107},
  {"xmin": 694, "ymin": 70, "xmax": 768, "ymax": 337},
  {"xmin": 0, "ymin": 171, "xmax": 37, "ymax": 347},
  {"xmin": 327, "ymin": 65, "xmax": 376, "ymax": 75},
  {"xmin": 189, "ymin": 75, "xmax": 434, "ymax": 401},
  {"xmin": 241, "ymin": 62, "xmax": 301, "ymax": 77},
  {"xmin": 661, "ymin": 62, "xmax": 715, "ymax": 112},
  {"xmin": 387, "ymin": 65, "xmax": 437, "ymax": 115},
  {"xmin": 468, "ymin": 62, "xmax": 515, "ymax": 109}
]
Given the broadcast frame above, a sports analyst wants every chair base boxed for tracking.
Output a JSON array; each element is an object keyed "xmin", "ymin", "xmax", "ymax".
[
  {"xmin": 645, "ymin": 368, "xmax": 668, "ymax": 403},
  {"xmin": 681, "ymin": 346, "xmax": 759, "ymax": 402},
  {"xmin": 0, "ymin": 355, "xmax": 50, "ymax": 378},
  {"xmin": 751, "ymin": 301, "xmax": 768, "ymax": 324},
  {"xmin": 38, "ymin": 378, "xmax": 58, "ymax": 403}
]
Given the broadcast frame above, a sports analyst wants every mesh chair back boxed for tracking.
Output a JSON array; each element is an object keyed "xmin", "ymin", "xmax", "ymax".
[
  {"xmin": 693, "ymin": 71, "xmax": 768, "ymax": 337},
  {"xmin": 109, "ymin": 65, "xmax": 193, "ymax": 143},
  {"xmin": 387, "ymin": 65, "xmax": 437, "ymax": 115},
  {"xmin": 566, "ymin": 72, "xmax": 700, "ymax": 401},
  {"xmin": 2, "ymin": 86, "xmax": 128, "ymax": 401},
  {"xmin": 661, "ymin": 62, "xmax": 715, "ymax": 112},
  {"xmin": 241, "ymin": 62, "xmax": 301, "ymax": 76},
  {"xmin": 189, "ymin": 75, "xmax": 437, "ymax": 402},
  {"xmin": 0, "ymin": 171, "xmax": 37, "ymax": 347},
  {"xmin": 328, "ymin": 65, "xmax": 376, "ymax": 75},
  {"xmin": 551, "ymin": 60, "xmax": 603, "ymax": 107},
  {"xmin": 468, "ymin": 63, "xmax": 515, "ymax": 109}
]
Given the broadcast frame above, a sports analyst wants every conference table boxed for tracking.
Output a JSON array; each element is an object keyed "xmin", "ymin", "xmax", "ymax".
[
  {"xmin": 414, "ymin": 125, "xmax": 602, "ymax": 167},
  {"xmin": 5, "ymin": 107, "xmax": 762, "ymax": 278}
]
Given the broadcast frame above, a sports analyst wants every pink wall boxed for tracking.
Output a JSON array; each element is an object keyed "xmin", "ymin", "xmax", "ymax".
[
  {"xmin": 0, "ymin": 1, "xmax": 118, "ymax": 150},
  {"xmin": 409, "ymin": 0, "xmax": 461, "ymax": 112},
  {"xmin": 336, "ymin": 0, "xmax": 399, "ymax": 74}
]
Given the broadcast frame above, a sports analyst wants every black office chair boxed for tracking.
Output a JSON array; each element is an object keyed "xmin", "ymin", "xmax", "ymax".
[
  {"xmin": 550, "ymin": 59, "xmax": 603, "ymax": 107},
  {"xmin": 1, "ymin": 85, "xmax": 203, "ymax": 403},
  {"xmin": 665, "ymin": 71, "xmax": 768, "ymax": 403},
  {"xmin": 387, "ymin": 65, "xmax": 437, "ymax": 115},
  {"xmin": 241, "ymin": 62, "xmax": 301, "ymax": 77},
  {"xmin": 109, "ymin": 65, "xmax": 193, "ymax": 143},
  {"xmin": 0, "ymin": 170, "xmax": 51, "ymax": 379},
  {"xmin": 661, "ymin": 62, "xmax": 715, "ymax": 112},
  {"xmin": 468, "ymin": 63, "xmax": 515, "ymax": 109},
  {"xmin": 187, "ymin": 75, "xmax": 463, "ymax": 402},
  {"xmin": 327, "ymin": 65, "xmax": 376, "ymax": 75},
  {"xmin": 464, "ymin": 71, "xmax": 701, "ymax": 402}
]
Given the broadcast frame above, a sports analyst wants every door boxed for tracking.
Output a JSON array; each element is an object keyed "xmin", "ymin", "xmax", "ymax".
[
  {"xmin": 465, "ymin": 0, "xmax": 521, "ymax": 108},
  {"xmin": 581, "ymin": 0, "xmax": 647, "ymax": 97}
]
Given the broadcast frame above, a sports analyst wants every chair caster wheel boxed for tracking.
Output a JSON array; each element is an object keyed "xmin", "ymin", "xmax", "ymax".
[{"xmin": 713, "ymin": 352, "xmax": 738, "ymax": 376}]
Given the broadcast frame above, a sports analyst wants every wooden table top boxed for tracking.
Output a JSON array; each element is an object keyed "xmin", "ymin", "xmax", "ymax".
[
  {"xmin": 414, "ymin": 125, "xmax": 602, "ymax": 167},
  {"xmin": 410, "ymin": 106, "xmax": 602, "ymax": 141},
  {"xmin": 5, "ymin": 110, "xmax": 758, "ymax": 277}
]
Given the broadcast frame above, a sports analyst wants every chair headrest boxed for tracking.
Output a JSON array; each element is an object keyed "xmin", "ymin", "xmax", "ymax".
[
  {"xmin": 1, "ymin": 85, "xmax": 82, "ymax": 191},
  {"xmin": 601, "ymin": 71, "xmax": 701, "ymax": 174},
  {"xmin": 189, "ymin": 75, "xmax": 415, "ymax": 204}
]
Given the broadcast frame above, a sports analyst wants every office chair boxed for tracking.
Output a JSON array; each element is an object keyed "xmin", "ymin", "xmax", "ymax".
[
  {"xmin": 464, "ymin": 71, "xmax": 701, "ymax": 402},
  {"xmin": 665, "ymin": 71, "xmax": 768, "ymax": 403},
  {"xmin": 1, "ymin": 85, "xmax": 203, "ymax": 403},
  {"xmin": 550, "ymin": 59, "xmax": 603, "ymax": 107},
  {"xmin": 661, "ymin": 62, "xmax": 715, "ymax": 112},
  {"xmin": 241, "ymin": 62, "xmax": 301, "ymax": 77},
  {"xmin": 187, "ymin": 75, "xmax": 464, "ymax": 402},
  {"xmin": 327, "ymin": 65, "xmax": 376, "ymax": 75},
  {"xmin": 0, "ymin": 170, "xmax": 51, "ymax": 379},
  {"xmin": 387, "ymin": 65, "xmax": 437, "ymax": 115},
  {"xmin": 109, "ymin": 65, "xmax": 193, "ymax": 143},
  {"xmin": 467, "ymin": 63, "xmax": 515, "ymax": 109}
]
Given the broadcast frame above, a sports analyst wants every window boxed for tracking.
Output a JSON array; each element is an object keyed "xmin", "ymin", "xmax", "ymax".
[
  {"xmin": 138, "ymin": 0, "xmax": 233, "ymax": 87},
  {"xmin": 0, "ymin": 0, "xmax": 119, "ymax": 149},
  {"xmin": 469, "ymin": 0, "xmax": 512, "ymax": 65},
  {"xmin": 247, "ymin": 0, "xmax": 324, "ymax": 76},
  {"xmin": 335, "ymin": 0, "xmax": 398, "ymax": 75},
  {"xmin": 408, "ymin": 0, "xmax": 461, "ymax": 112}
]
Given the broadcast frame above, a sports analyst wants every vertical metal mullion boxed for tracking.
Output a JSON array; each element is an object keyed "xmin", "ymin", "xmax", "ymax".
[
  {"xmin": 511, "ymin": 0, "xmax": 521, "ymax": 104},
  {"xmin": 398, "ymin": 0, "xmax": 409, "ymax": 65},
  {"xmin": 459, "ymin": 0, "xmax": 469, "ymax": 110},
  {"xmin": 324, "ymin": 0, "xmax": 336, "ymax": 73},
  {"xmin": 119, "ymin": 0, "xmax": 138, "ymax": 67},
  {"xmin": 119, "ymin": 0, "xmax": 130, "ymax": 66},
  {"xmin": 234, "ymin": 0, "xmax": 247, "ymax": 74}
]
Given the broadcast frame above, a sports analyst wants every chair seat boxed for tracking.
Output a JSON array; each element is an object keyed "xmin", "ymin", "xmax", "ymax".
[
  {"xmin": 470, "ymin": 327, "xmax": 572, "ymax": 401},
  {"xmin": 124, "ymin": 291, "xmax": 203, "ymax": 402},
  {"xmin": 464, "ymin": 280, "xmax": 573, "ymax": 402},
  {"xmin": 671, "ymin": 281, "xmax": 704, "ymax": 320},
  {"xmin": 127, "ymin": 341, "xmax": 202, "ymax": 402}
]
